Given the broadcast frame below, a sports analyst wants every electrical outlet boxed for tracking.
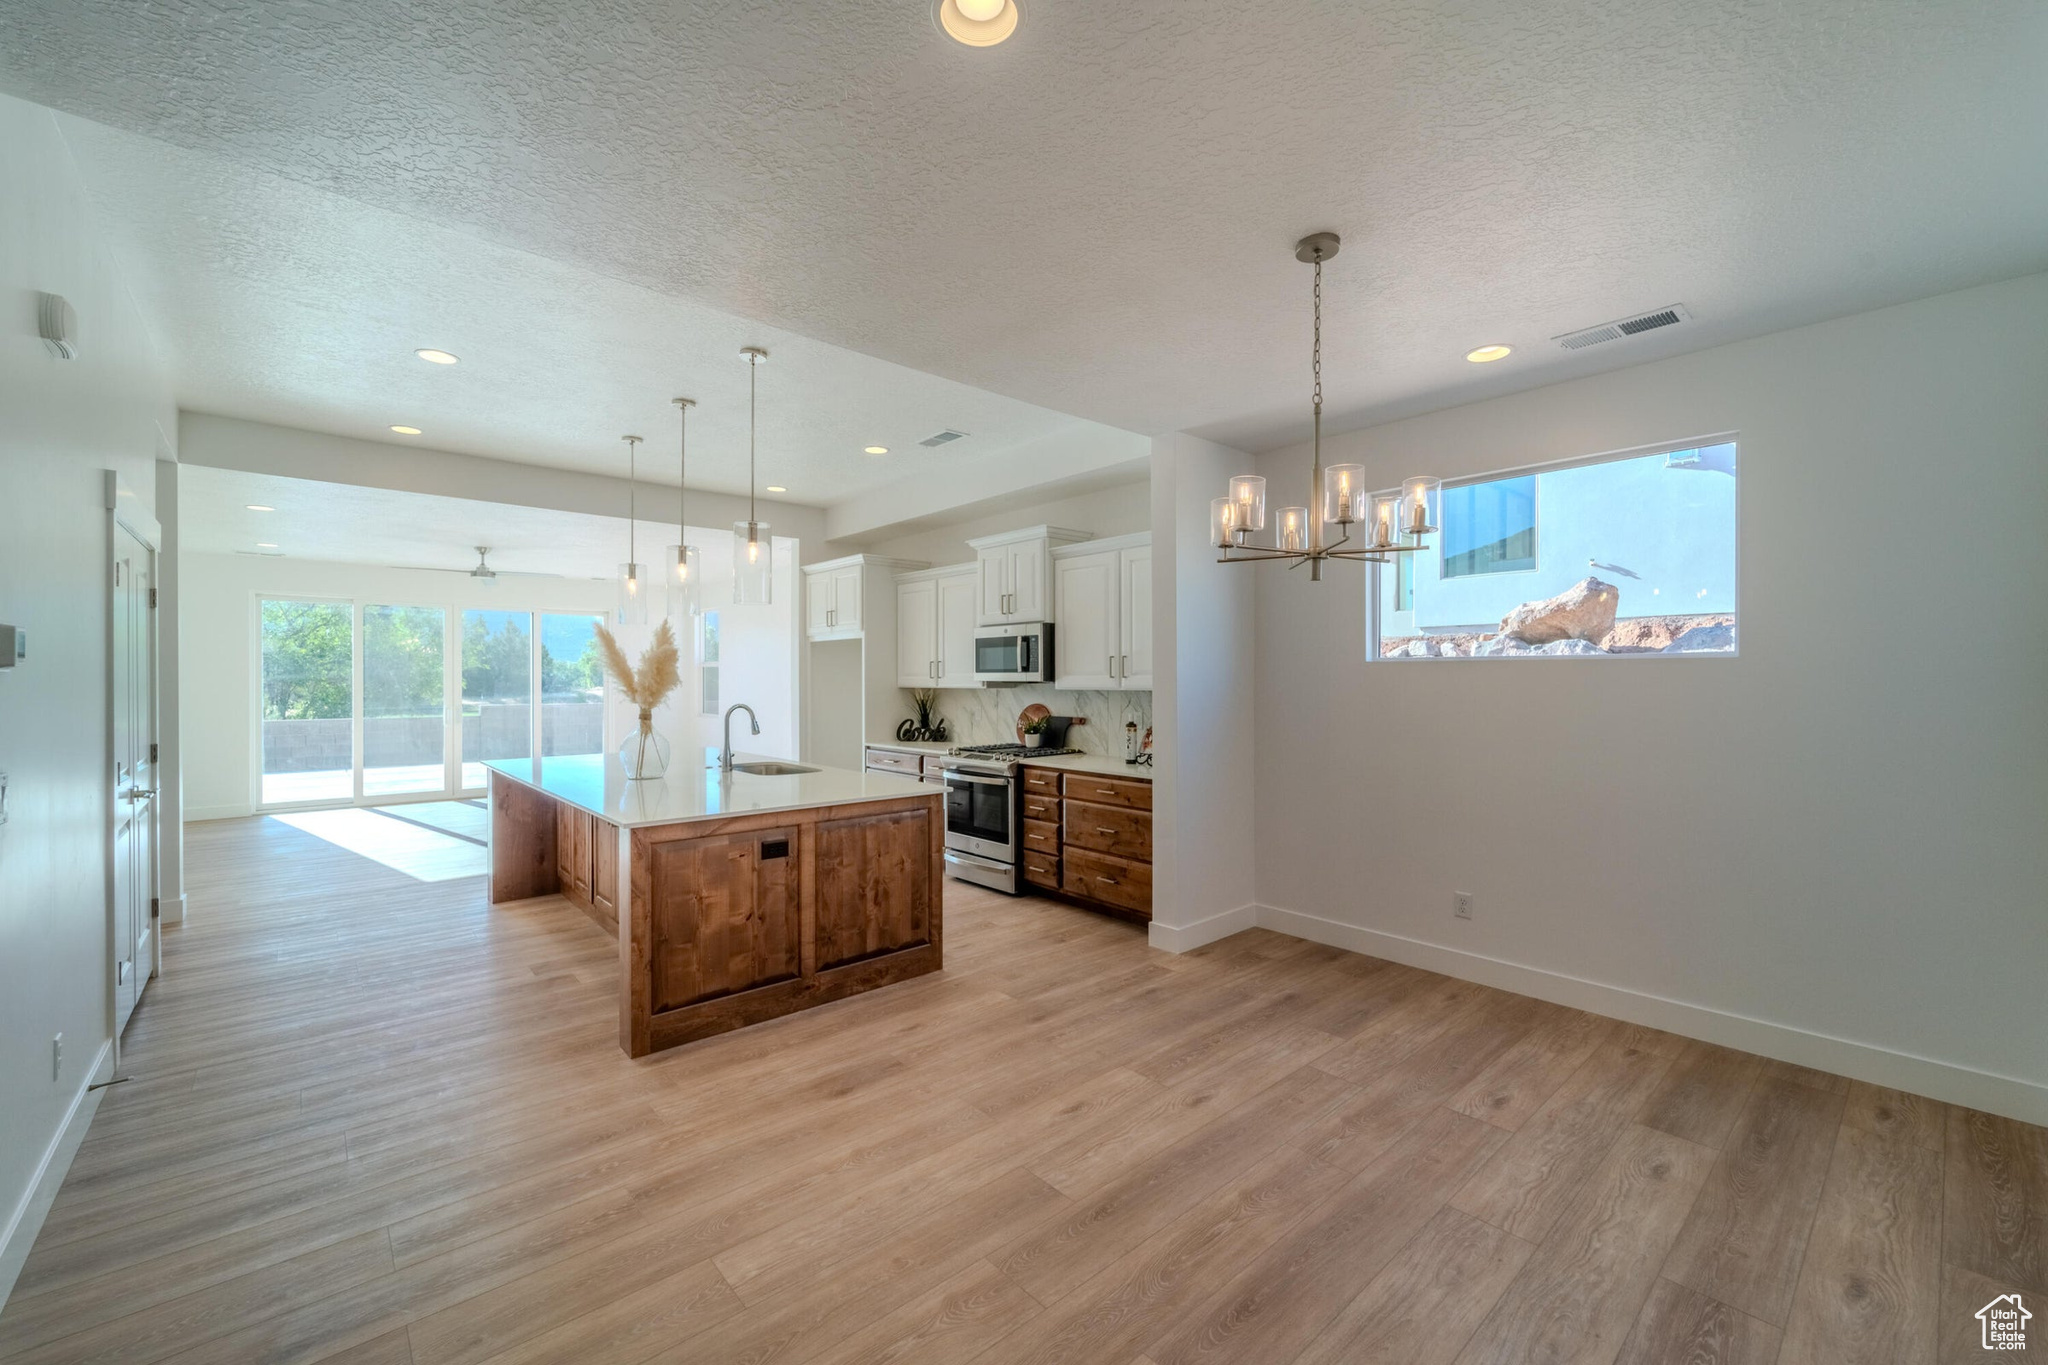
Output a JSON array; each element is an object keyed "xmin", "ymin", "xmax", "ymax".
[
  {"xmin": 52, "ymin": 1033, "xmax": 62, "ymax": 1081},
  {"xmin": 1453, "ymin": 892, "xmax": 1473, "ymax": 920}
]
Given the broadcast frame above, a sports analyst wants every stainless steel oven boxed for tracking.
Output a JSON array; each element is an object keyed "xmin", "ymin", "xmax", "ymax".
[
  {"xmin": 972, "ymin": 622, "xmax": 1052, "ymax": 685},
  {"xmin": 939, "ymin": 757, "xmax": 1020, "ymax": 893}
]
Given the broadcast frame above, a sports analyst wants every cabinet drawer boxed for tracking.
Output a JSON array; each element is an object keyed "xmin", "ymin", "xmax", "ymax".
[
  {"xmin": 1020, "ymin": 766, "xmax": 1062, "ymax": 797},
  {"xmin": 1062, "ymin": 773, "xmax": 1152, "ymax": 811},
  {"xmin": 1061, "ymin": 847, "xmax": 1152, "ymax": 917},
  {"xmin": 1022, "ymin": 849, "xmax": 1061, "ymax": 890},
  {"xmin": 1022, "ymin": 819, "xmax": 1061, "ymax": 855},
  {"xmin": 1060, "ymin": 799, "xmax": 1151, "ymax": 862},
  {"xmin": 862, "ymin": 747, "xmax": 923, "ymax": 776},
  {"xmin": 1021, "ymin": 792, "xmax": 1060, "ymax": 822}
]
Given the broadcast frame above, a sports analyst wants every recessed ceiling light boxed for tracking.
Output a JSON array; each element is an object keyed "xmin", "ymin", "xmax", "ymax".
[
  {"xmin": 1466, "ymin": 344, "xmax": 1513, "ymax": 363},
  {"xmin": 766, "ymin": 485, "xmax": 787, "ymax": 493},
  {"xmin": 414, "ymin": 348, "xmax": 459, "ymax": 365},
  {"xmin": 937, "ymin": 0, "xmax": 1018, "ymax": 46},
  {"xmin": 390, "ymin": 425, "xmax": 422, "ymax": 435},
  {"xmin": 245, "ymin": 504, "xmax": 274, "ymax": 512},
  {"xmin": 864, "ymin": 446, "xmax": 889, "ymax": 455},
  {"xmin": 256, "ymin": 542, "xmax": 278, "ymax": 549}
]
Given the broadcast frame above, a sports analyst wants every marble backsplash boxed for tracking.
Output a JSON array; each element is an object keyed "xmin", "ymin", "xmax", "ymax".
[{"xmin": 901, "ymin": 686, "xmax": 1152, "ymax": 758}]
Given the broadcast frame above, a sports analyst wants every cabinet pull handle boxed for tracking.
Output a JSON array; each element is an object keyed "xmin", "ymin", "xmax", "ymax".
[
  {"xmin": 1096, "ymin": 788, "xmax": 1116, "ymax": 795},
  {"xmin": 1097, "ymin": 876, "xmax": 1119, "ymax": 885},
  {"xmin": 1122, "ymin": 654, "xmax": 1129, "ymax": 677},
  {"xmin": 1096, "ymin": 827, "xmax": 1116, "ymax": 835},
  {"xmin": 1108, "ymin": 653, "xmax": 1115, "ymax": 678}
]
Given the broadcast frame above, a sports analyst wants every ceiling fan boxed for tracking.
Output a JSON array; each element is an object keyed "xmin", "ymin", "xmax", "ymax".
[{"xmin": 389, "ymin": 546, "xmax": 565, "ymax": 581}]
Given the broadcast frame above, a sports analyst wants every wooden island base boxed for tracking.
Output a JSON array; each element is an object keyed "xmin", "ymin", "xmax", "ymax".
[{"xmin": 490, "ymin": 771, "xmax": 943, "ymax": 1057}]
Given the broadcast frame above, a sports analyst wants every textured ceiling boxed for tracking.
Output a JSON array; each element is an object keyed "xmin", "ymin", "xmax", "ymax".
[
  {"xmin": 8, "ymin": 0, "xmax": 2047, "ymax": 461},
  {"xmin": 50, "ymin": 116, "xmax": 1120, "ymax": 506}
]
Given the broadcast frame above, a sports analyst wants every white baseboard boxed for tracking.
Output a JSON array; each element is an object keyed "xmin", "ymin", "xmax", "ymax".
[
  {"xmin": 185, "ymin": 804, "xmax": 252, "ymax": 822},
  {"xmin": 0, "ymin": 1039, "xmax": 113, "ymax": 1312},
  {"xmin": 1148, "ymin": 903, "xmax": 1259, "ymax": 954},
  {"xmin": 1258, "ymin": 903, "xmax": 2048, "ymax": 1127},
  {"xmin": 159, "ymin": 893, "xmax": 187, "ymax": 926}
]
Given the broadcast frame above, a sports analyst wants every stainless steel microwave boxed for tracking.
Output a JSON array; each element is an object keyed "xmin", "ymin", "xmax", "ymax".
[{"xmin": 973, "ymin": 622, "xmax": 1052, "ymax": 685}]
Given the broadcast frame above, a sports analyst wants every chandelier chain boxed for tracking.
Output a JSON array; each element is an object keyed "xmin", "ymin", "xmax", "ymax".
[{"xmin": 1312, "ymin": 255, "xmax": 1322, "ymax": 414}]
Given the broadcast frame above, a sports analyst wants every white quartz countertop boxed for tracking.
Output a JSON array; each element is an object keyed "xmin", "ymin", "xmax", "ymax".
[
  {"xmin": 484, "ymin": 753, "xmax": 935, "ymax": 829},
  {"xmin": 1014, "ymin": 752, "xmax": 1156, "ymax": 779}
]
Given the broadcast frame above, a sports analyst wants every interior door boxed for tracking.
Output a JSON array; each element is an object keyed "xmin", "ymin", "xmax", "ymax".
[
  {"xmin": 1120, "ymin": 546, "xmax": 1154, "ymax": 688},
  {"xmin": 111, "ymin": 522, "xmax": 158, "ymax": 1032},
  {"xmin": 1053, "ymin": 550, "xmax": 1119, "ymax": 689},
  {"xmin": 936, "ymin": 572, "xmax": 979, "ymax": 687}
]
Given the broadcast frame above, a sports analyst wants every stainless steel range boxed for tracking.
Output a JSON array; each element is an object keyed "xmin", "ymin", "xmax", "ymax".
[{"xmin": 938, "ymin": 743, "xmax": 1083, "ymax": 894}]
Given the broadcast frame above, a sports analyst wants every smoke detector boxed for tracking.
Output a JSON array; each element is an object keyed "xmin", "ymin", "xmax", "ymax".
[
  {"xmin": 1554, "ymin": 304, "xmax": 1690, "ymax": 352},
  {"xmin": 38, "ymin": 293, "xmax": 79, "ymax": 360}
]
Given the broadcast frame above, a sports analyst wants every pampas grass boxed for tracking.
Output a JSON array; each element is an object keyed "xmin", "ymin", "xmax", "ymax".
[{"xmin": 595, "ymin": 619, "xmax": 682, "ymax": 712}]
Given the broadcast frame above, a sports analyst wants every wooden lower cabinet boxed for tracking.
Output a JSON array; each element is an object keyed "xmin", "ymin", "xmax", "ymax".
[
  {"xmin": 648, "ymin": 825, "xmax": 801, "ymax": 1011},
  {"xmin": 589, "ymin": 822, "xmax": 619, "ymax": 931},
  {"xmin": 1014, "ymin": 766, "xmax": 1155, "ymax": 924},
  {"xmin": 627, "ymin": 795, "xmax": 943, "ymax": 1056},
  {"xmin": 1061, "ymin": 847, "xmax": 1153, "ymax": 919},
  {"xmin": 555, "ymin": 802, "xmax": 591, "ymax": 904},
  {"xmin": 549, "ymin": 803, "xmax": 618, "ymax": 935}
]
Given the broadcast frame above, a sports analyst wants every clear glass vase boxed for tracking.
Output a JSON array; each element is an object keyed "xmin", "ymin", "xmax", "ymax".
[{"xmin": 619, "ymin": 711, "xmax": 671, "ymax": 781}]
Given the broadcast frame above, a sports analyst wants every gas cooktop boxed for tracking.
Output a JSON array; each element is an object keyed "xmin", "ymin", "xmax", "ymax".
[{"xmin": 948, "ymin": 743, "xmax": 1085, "ymax": 758}]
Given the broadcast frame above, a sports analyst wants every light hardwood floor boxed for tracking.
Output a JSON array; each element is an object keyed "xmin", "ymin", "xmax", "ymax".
[{"xmin": 3, "ymin": 814, "xmax": 2041, "ymax": 1364}]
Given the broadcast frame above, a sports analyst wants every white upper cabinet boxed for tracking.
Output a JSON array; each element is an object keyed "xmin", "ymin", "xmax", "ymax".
[
  {"xmin": 895, "ymin": 565, "xmax": 980, "ymax": 688},
  {"xmin": 803, "ymin": 555, "xmax": 923, "ymax": 642},
  {"xmin": 895, "ymin": 577, "xmax": 937, "ymax": 685},
  {"xmin": 1053, "ymin": 550, "xmax": 1120, "ymax": 690},
  {"xmin": 1051, "ymin": 533, "xmax": 1152, "ymax": 690},
  {"xmin": 936, "ymin": 571, "xmax": 979, "ymax": 687},
  {"xmin": 968, "ymin": 526, "xmax": 1089, "ymax": 625}
]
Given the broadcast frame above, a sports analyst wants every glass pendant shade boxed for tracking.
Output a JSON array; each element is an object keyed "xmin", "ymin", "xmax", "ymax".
[
  {"xmin": 1370, "ymin": 493, "xmax": 1400, "ymax": 548},
  {"xmin": 1324, "ymin": 463, "xmax": 1366, "ymax": 525},
  {"xmin": 1228, "ymin": 475, "xmax": 1267, "ymax": 533},
  {"xmin": 1275, "ymin": 506, "xmax": 1309, "ymax": 553},
  {"xmin": 666, "ymin": 544, "xmax": 701, "ymax": 619},
  {"xmin": 616, "ymin": 562, "xmax": 648, "ymax": 625},
  {"xmin": 733, "ymin": 521, "xmax": 772, "ymax": 604},
  {"xmin": 1210, "ymin": 496, "xmax": 1243, "ymax": 548},
  {"xmin": 1400, "ymin": 476, "xmax": 1442, "ymax": 538}
]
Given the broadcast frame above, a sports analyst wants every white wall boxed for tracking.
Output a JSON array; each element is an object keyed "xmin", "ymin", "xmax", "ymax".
[
  {"xmin": 0, "ymin": 95, "xmax": 176, "ymax": 1303},
  {"xmin": 1248, "ymin": 272, "xmax": 2048, "ymax": 1121},
  {"xmin": 1148, "ymin": 434, "xmax": 1259, "ymax": 950}
]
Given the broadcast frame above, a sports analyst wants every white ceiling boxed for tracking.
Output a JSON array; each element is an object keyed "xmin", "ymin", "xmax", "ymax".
[
  {"xmin": 8, "ymin": 0, "xmax": 2047, "ymax": 464},
  {"xmin": 181, "ymin": 465, "xmax": 729, "ymax": 579}
]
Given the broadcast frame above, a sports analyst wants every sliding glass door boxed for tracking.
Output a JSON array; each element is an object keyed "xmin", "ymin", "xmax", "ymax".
[
  {"xmin": 364, "ymin": 605, "xmax": 448, "ymax": 797},
  {"xmin": 257, "ymin": 600, "xmax": 607, "ymax": 810},
  {"xmin": 460, "ymin": 610, "xmax": 533, "ymax": 789},
  {"xmin": 259, "ymin": 599, "xmax": 354, "ymax": 806},
  {"xmin": 540, "ymin": 614, "xmax": 606, "ymax": 759}
]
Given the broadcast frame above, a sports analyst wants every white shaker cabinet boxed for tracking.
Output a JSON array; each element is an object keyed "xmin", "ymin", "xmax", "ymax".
[
  {"xmin": 894, "ymin": 565, "xmax": 981, "ymax": 688},
  {"xmin": 1051, "ymin": 533, "xmax": 1152, "ymax": 690},
  {"xmin": 968, "ymin": 526, "xmax": 1089, "ymax": 626}
]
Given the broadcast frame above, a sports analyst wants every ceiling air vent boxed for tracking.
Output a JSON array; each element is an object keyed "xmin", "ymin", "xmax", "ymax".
[
  {"xmin": 918, "ymin": 429, "xmax": 970, "ymax": 448},
  {"xmin": 1555, "ymin": 304, "xmax": 1691, "ymax": 351}
]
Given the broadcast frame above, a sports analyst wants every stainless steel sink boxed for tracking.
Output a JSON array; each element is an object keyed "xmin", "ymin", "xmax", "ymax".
[{"xmin": 728, "ymin": 761, "xmax": 819, "ymax": 776}]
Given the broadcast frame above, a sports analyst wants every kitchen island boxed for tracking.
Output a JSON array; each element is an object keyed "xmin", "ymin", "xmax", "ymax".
[{"xmin": 485, "ymin": 753, "xmax": 943, "ymax": 1057}]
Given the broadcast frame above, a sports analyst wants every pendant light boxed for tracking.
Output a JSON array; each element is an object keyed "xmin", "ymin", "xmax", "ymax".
[
  {"xmin": 1212, "ymin": 233, "xmax": 1437, "ymax": 580},
  {"xmin": 733, "ymin": 347, "xmax": 772, "ymax": 605},
  {"xmin": 666, "ymin": 397, "xmax": 701, "ymax": 622},
  {"xmin": 616, "ymin": 434, "xmax": 648, "ymax": 625}
]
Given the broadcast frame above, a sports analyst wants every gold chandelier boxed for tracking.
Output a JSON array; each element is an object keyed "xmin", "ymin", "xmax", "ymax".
[{"xmin": 1214, "ymin": 233, "xmax": 1441, "ymax": 581}]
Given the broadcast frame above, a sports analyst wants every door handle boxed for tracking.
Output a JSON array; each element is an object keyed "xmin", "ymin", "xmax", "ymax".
[{"xmin": 125, "ymin": 787, "xmax": 157, "ymax": 801}]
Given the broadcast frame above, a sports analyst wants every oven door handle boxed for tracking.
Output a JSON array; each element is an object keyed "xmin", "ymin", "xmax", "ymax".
[{"xmin": 943, "ymin": 770, "xmax": 1012, "ymax": 787}]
